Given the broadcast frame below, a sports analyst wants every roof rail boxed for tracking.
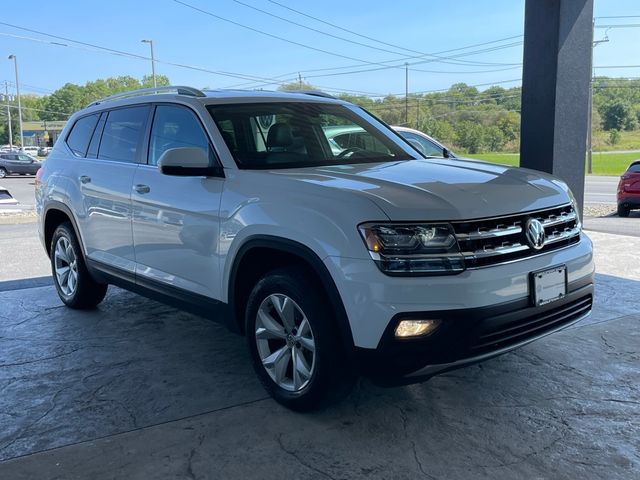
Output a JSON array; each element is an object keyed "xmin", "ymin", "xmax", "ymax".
[
  {"xmin": 87, "ymin": 85, "xmax": 206, "ymax": 108},
  {"xmin": 296, "ymin": 90, "xmax": 337, "ymax": 99}
]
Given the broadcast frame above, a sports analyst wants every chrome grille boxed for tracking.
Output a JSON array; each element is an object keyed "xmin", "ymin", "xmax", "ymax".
[{"xmin": 452, "ymin": 204, "xmax": 581, "ymax": 268}]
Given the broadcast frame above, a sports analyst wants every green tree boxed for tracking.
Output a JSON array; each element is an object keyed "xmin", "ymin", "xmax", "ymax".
[
  {"xmin": 455, "ymin": 121, "xmax": 485, "ymax": 153},
  {"xmin": 279, "ymin": 80, "xmax": 316, "ymax": 91},
  {"xmin": 485, "ymin": 126, "xmax": 506, "ymax": 151},
  {"xmin": 141, "ymin": 74, "xmax": 171, "ymax": 88},
  {"xmin": 40, "ymin": 75, "xmax": 172, "ymax": 121},
  {"xmin": 496, "ymin": 111, "xmax": 520, "ymax": 142},
  {"xmin": 425, "ymin": 120, "xmax": 455, "ymax": 145},
  {"xmin": 607, "ymin": 129, "xmax": 621, "ymax": 146},
  {"xmin": 600, "ymin": 101, "xmax": 637, "ymax": 131}
]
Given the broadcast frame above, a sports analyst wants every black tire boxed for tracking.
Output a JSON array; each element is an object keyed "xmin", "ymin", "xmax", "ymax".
[
  {"xmin": 50, "ymin": 222, "xmax": 108, "ymax": 309},
  {"xmin": 0, "ymin": 167, "xmax": 7, "ymax": 178},
  {"xmin": 618, "ymin": 204, "xmax": 630, "ymax": 218},
  {"xmin": 245, "ymin": 266, "xmax": 355, "ymax": 411}
]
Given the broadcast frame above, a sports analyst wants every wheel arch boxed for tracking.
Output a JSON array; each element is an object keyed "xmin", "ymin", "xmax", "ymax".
[
  {"xmin": 43, "ymin": 201, "xmax": 85, "ymax": 258},
  {"xmin": 228, "ymin": 235, "xmax": 355, "ymax": 354}
]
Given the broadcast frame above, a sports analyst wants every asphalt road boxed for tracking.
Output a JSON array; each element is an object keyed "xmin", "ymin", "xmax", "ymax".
[
  {"xmin": 0, "ymin": 222, "xmax": 50, "ymax": 283},
  {"xmin": 0, "ymin": 175, "xmax": 37, "ymax": 209},
  {"xmin": 584, "ymin": 175, "xmax": 618, "ymax": 205},
  {"xmin": 0, "ymin": 173, "xmax": 624, "ymax": 208}
]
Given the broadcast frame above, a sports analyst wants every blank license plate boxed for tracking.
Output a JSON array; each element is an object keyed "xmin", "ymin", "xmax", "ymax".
[{"xmin": 532, "ymin": 266, "xmax": 567, "ymax": 306}]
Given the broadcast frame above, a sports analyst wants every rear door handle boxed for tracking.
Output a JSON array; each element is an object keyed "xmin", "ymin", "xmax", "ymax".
[
  {"xmin": 134, "ymin": 184, "xmax": 150, "ymax": 194},
  {"xmin": 79, "ymin": 175, "xmax": 91, "ymax": 184}
]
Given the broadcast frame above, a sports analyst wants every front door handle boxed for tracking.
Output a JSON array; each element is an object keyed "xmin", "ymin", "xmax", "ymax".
[
  {"xmin": 79, "ymin": 175, "xmax": 91, "ymax": 184},
  {"xmin": 134, "ymin": 184, "xmax": 151, "ymax": 194}
]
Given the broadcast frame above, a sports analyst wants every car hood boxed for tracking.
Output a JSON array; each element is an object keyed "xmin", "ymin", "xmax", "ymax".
[{"xmin": 279, "ymin": 158, "xmax": 572, "ymax": 221}]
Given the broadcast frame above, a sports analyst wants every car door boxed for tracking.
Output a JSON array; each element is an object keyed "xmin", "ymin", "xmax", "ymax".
[
  {"xmin": 13, "ymin": 154, "xmax": 39, "ymax": 174},
  {"xmin": 131, "ymin": 103, "xmax": 224, "ymax": 299},
  {"xmin": 2, "ymin": 154, "xmax": 23, "ymax": 173},
  {"xmin": 71, "ymin": 106, "xmax": 150, "ymax": 274}
]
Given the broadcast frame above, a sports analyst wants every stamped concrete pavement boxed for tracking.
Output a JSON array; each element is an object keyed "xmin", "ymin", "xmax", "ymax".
[{"xmin": 0, "ymin": 233, "xmax": 638, "ymax": 479}]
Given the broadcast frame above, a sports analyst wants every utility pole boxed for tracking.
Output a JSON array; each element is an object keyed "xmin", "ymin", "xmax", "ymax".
[
  {"xmin": 4, "ymin": 81, "xmax": 12, "ymax": 151},
  {"xmin": 8, "ymin": 55, "xmax": 23, "ymax": 149},
  {"xmin": 416, "ymin": 97, "xmax": 420, "ymax": 130},
  {"xmin": 587, "ymin": 23, "xmax": 609, "ymax": 174},
  {"xmin": 298, "ymin": 72, "xmax": 302, "ymax": 89},
  {"xmin": 141, "ymin": 39, "xmax": 157, "ymax": 88},
  {"xmin": 404, "ymin": 62, "xmax": 409, "ymax": 125}
]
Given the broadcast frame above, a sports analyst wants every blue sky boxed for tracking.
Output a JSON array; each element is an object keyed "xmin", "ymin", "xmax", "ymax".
[{"xmin": 1, "ymin": 0, "xmax": 639, "ymax": 97}]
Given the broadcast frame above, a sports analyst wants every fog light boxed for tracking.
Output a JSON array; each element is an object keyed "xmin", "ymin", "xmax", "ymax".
[{"xmin": 394, "ymin": 319, "xmax": 441, "ymax": 338}]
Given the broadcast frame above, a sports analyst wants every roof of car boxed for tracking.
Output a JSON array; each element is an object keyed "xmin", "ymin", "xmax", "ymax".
[{"xmin": 75, "ymin": 86, "xmax": 349, "ymax": 120}]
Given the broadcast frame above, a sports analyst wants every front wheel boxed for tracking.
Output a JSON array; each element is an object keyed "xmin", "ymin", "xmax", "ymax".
[
  {"xmin": 0, "ymin": 168, "xmax": 7, "ymax": 178},
  {"xmin": 245, "ymin": 266, "xmax": 355, "ymax": 410},
  {"xmin": 50, "ymin": 222, "xmax": 108, "ymax": 309}
]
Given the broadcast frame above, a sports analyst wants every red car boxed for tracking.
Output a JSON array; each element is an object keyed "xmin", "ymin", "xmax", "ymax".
[{"xmin": 617, "ymin": 160, "xmax": 640, "ymax": 217}]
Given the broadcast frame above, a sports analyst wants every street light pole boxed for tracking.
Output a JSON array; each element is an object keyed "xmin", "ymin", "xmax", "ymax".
[
  {"xmin": 587, "ymin": 23, "xmax": 609, "ymax": 174},
  {"xmin": 405, "ymin": 62, "xmax": 409, "ymax": 126},
  {"xmin": 7, "ymin": 55, "xmax": 24, "ymax": 149},
  {"xmin": 141, "ymin": 39, "xmax": 157, "ymax": 88},
  {"xmin": 4, "ymin": 81, "xmax": 12, "ymax": 151}
]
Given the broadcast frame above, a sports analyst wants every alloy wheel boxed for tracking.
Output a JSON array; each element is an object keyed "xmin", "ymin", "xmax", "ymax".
[
  {"xmin": 54, "ymin": 236, "xmax": 78, "ymax": 296},
  {"xmin": 254, "ymin": 293, "xmax": 316, "ymax": 392}
]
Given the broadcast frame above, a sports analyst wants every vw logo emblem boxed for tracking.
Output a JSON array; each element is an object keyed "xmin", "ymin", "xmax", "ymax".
[{"xmin": 525, "ymin": 218, "xmax": 546, "ymax": 250}]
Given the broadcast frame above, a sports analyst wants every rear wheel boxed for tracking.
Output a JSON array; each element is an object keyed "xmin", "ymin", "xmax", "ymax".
[
  {"xmin": 0, "ymin": 168, "xmax": 7, "ymax": 178},
  {"xmin": 245, "ymin": 266, "xmax": 355, "ymax": 410},
  {"xmin": 50, "ymin": 222, "xmax": 108, "ymax": 309},
  {"xmin": 618, "ymin": 204, "xmax": 630, "ymax": 217}
]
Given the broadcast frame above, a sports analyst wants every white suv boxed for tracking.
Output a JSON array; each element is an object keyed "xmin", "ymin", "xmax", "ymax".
[{"xmin": 36, "ymin": 86, "xmax": 594, "ymax": 410}]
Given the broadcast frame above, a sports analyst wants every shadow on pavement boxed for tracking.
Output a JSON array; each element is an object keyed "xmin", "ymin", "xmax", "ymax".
[{"xmin": 0, "ymin": 273, "xmax": 638, "ymax": 479}]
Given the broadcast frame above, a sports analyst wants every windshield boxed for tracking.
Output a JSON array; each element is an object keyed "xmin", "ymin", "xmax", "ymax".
[
  {"xmin": 207, "ymin": 102, "xmax": 416, "ymax": 169},
  {"xmin": 397, "ymin": 131, "xmax": 447, "ymax": 158}
]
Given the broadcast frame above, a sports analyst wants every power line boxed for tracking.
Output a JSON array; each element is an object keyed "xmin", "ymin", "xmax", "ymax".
[
  {"xmin": 231, "ymin": 41, "xmax": 523, "ymax": 90},
  {"xmin": 595, "ymin": 65, "xmax": 640, "ymax": 69},
  {"xmin": 266, "ymin": 0, "xmax": 521, "ymax": 67},
  {"xmin": 172, "ymin": 0, "xmax": 410, "ymax": 70},
  {"xmin": 233, "ymin": 0, "xmax": 520, "ymax": 68},
  {"xmin": 0, "ymin": 23, "xmax": 305, "ymax": 86},
  {"xmin": 174, "ymin": 0, "xmax": 521, "ymax": 75},
  {"xmin": 595, "ymin": 23, "xmax": 640, "ymax": 28},
  {"xmin": 4, "ymin": 104, "xmax": 73, "ymax": 116},
  {"xmin": 595, "ymin": 15, "xmax": 640, "ymax": 19},
  {"xmin": 226, "ymin": 36, "xmax": 524, "ymax": 89},
  {"xmin": 230, "ymin": 0, "xmax": 413, "ymax": 58},
  {"xmin": 406, "ymin": 78, "xmax": 522, "ymax": 96},
  {"xmin": 302, "ymin": 43, "xmax": 524, "ymax": 80}
]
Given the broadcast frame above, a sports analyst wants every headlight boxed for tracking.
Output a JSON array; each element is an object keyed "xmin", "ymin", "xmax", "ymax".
[{"xmin": 358, "ymin": 223, "xmax": 465, "ymax": 275}]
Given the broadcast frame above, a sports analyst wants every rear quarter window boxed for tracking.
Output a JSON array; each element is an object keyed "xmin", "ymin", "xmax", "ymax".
[
  {"xmin": 98, "ymin": 106, "xmax": 150, "ymax": 163},
  {"xmin": 66, "ymin": 114, "xmax": 100, "ymax": 157},
  {"xmin": 628, "ymin": 163, "xmax": 640, "ymax": 173}
]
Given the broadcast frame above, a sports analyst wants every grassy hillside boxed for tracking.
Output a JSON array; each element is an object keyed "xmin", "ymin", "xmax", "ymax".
[{"xmin": 466, "ymin": 151, "xmax": 639, "ymax": 176}]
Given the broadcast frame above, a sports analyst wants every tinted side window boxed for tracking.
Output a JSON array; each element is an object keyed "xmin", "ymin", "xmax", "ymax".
[
  {"xmin": 148, "ymin": 105, "xmax": 210, "ymax": 166},
  {"xmin": 629, "ymin": 163, "xmax": 640, "ymax": 173},
  {"xmin": 87, "ymin": 112, "xmax": 107, "ymax": 159},
  {"xmin": 66, "ymin": 114, "xmax": 99, "ymax": 157},
  {"xmin": 98, "ymin": 106, "xmax": 150, "ymax": 163}
]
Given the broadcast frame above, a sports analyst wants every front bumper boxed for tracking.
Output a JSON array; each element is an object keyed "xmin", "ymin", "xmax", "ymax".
[
  {"xmin": 324, "ymin": 234, "xmax": 594, "ymax": 349},
  {"xmin": 355, "ymin": 277, "xmax": 593, "ymax": 385}
]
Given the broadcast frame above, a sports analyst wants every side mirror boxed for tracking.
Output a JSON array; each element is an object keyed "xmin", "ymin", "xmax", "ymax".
[
  {"xmin": 443, "ymin": 147, "xmax": 451, "ymax": 159},
  {"xmin": 157, "ymin": 147, "xmax": 223, "ymax": 177}
]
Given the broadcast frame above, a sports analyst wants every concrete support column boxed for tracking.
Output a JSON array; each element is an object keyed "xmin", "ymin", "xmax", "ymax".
[{"xmin": 520, "ymin": 0, "xmax": 594, "ymax": 211}]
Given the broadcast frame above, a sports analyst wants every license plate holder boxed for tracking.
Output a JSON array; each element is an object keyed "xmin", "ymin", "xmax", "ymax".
[{"xmin": 531, "ymin": 265, "xmax": 567, "ymax": 306}]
